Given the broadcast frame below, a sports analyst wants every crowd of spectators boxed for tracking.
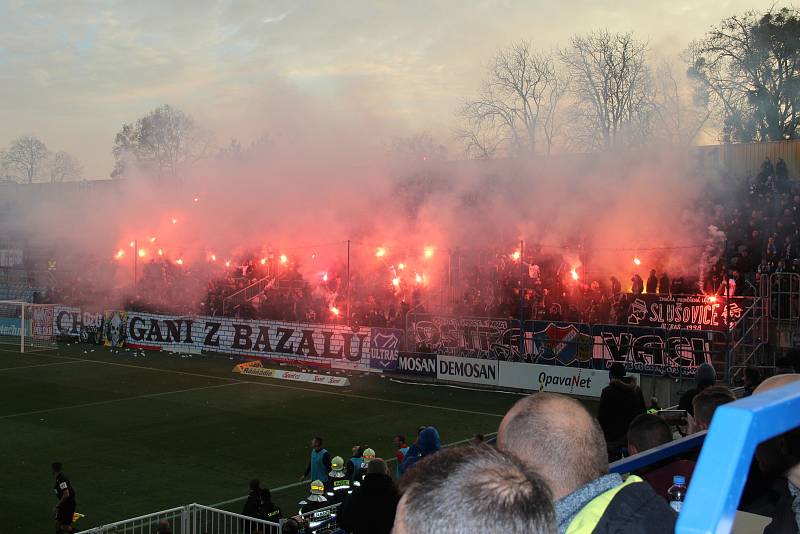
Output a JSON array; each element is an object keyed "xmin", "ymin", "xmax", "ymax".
[
  {"xmin": 9, "ymin": 157, "xmax": 797, "ymax": 329},
  {"xmin": 249, "ymin": 367, "xmax": 798, "ymax": 534}
]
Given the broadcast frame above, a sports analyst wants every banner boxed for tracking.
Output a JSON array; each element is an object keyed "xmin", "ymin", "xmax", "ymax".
[
  {"xmin": 368, "ymin": 328, "xmax": 403, "ymax": 371},
  {"xmin": 410, "ymin": 314, "xmax": 721, "ymax": 377},
  {"xmin": 395, "ymin": 352, "xmax": 437, "ymax": 376},
  {"xmin": 120, "ymin": 310, "xmax": 373, "ymax": 372},
  {"xmin": 54, "ymin": 306, "xmax": 104, "ymax": 343},
  {"xmin": 412, "ymin": 315, "xmax": 518, "ymax": 359},
  {"xmin": 436, "ymin": 355, "xmax": 499, "ymax": 386},
  {"xmin": 624, "ymin": 294, "xmax": 742, "ymax": 331},
  {"xmin": 31, "ymin": 306, "xmax": 53, "ymax": 339},
  {"xmin": 498, "ymin": 362, "xmax": 639, "ymax": 397},
  {"xmin": 234, "ymin": 361, "xmax": 351, "ymax": 387},
  {"xmin": 0, "ymin": 317, "xmax": 23, "ymax": 337},
  {"xmin": 103, "ymin": 310, "xmax": 128, "ymax": 347}
]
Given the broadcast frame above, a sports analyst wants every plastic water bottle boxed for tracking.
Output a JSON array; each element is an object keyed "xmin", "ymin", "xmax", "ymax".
[{"xmin": 667, "ymin": 475, "xmax": 687, "ymax": 513}]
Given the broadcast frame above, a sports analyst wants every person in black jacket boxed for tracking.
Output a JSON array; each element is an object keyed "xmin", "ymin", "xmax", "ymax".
[
  {"xmin": 678, "ymin": 363, "xmax": 717, "ymax": 416},
  {"xmin": 597, "ymin": 363, "xmax": 646, "ymax": 460},
  {"xmin": 497, "ymin": 393, "xmax": 676, "ymax": 534},
  {"xmin": 338, "ymin": 459, "xmax": 399, "ymax": 534},
  {"xmin": 242, "ymin": 479, "xmax": 263, "ymax": 519}
]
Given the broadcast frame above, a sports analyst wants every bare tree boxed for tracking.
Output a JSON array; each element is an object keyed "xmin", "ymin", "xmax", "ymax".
[
  {"xmin": 686, "ymin": 7, "xmax": 800, "ymax": 142},
  {"xmin": 47, "ymin": 151, "xmax": 83, "ymax": 182},
  {"xmin": 112, "ymin": 105, "xmax": 211, "ymax": 178},
  {"xmin": 560, "ymin": 31, "xmax": 655, "ymax": 150},
  {"xmin": 391, "ymin": 132, "xmax": 447, "ymax": 161},
  {"xmin": 2, "ymin": 136, "xmax": 50, "ymax": 183},
  {"xmin": 458, "ymin": 42, "xmax": 565, "ymax": 158},
  {"xmin": 652, "ymin": 60, "xmax": 713, "ymax": 146}
]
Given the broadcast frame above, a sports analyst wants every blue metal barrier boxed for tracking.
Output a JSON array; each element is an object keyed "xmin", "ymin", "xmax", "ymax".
[
  {"xmin": 677, "ymin": 381, "xmax": 800, "ymax": 534},
  {"xmin": 609, "ymin": 432, "xmax": 706, "ymax": 474}
]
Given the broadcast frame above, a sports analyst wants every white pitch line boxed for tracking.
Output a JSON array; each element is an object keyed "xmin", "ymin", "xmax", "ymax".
[
  {"xmin": 0, "ymin": 359, "xmax": 88, "ymax": 372},
  {"xmin": 209, "ymin": 432, "xmax": 500, "ymax": 508},
  {"xmin": 0, "ymin": 382, "xmax": 241, "ymax": 420},
  {"xmin": 32, "ymin": 354, "xmax": 507, "ymax": 419}
]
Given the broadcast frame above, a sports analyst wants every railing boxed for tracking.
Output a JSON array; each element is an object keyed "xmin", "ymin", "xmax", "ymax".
[
  {"xmin": 677, "ymin": 381, "xmax": 800, "ymax": 533},
  {"xmin": 223, "ymin": 275, "xmax": 275, "ymax": 316},
  {"xmin": 728, "ymin": 284, "xmax": 770, "ymax": 383},
  {"xmin": 82, "ymin": 503, "xmax": 281, "ymax": 534}
]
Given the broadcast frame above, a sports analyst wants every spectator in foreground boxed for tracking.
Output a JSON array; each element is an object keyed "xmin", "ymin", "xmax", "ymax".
[
  {"xmin": 753, "ymin": 374, "xmax": 800, "ymax": 534},
  {"xmin": 627, "ymin": 413, "xmax": 695, "ymax": 499},
  {"xmin": 678, "ymin": 363, "xmax": 717, "ymax": 417},
  {"xmin": 498, "ymin": 393, "xmax": 675, "ymax": 533},
  {"xmin": 399, "ymin": 426, "xmax": 440, "ymax": 475},
  {"xmin": 393, "ymin": 444, "xmax": 555, "ymax": 534},
  {"xmin": 597, "ymin": 362, "xmax": 646, "ymax": 459},
  {"xmin": 338, "ymin": 458, "xmax": 399, "ymax": 534},
  {"xmin": 688, "ymin": 385, "xmax": 736, "ymax": 434},
  {"xmin": 744, "ymin": 366, "xmax": 763, "ymax": 396},
  {"xmin": 301, "ymin": 437, "xmax": 331, "ymax": 484}
]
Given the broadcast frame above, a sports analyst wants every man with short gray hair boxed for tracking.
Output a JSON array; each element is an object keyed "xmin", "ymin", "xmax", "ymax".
[{"xmin": 498, "ymin": 393, "xmax": 675, "ymax": 533}]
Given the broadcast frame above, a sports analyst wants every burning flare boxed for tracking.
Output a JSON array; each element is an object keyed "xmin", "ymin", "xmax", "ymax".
[
  {"xmin": 138, "ymin": 248, "xmax": 146, "ymax": 258},
  {"xmin": 375, "ymin": 247, "xmax": 386, "ymax": 258},
  {"xmin": 391, "ymin": 277, "xmax": 401, "ymax": 287},
  {"xmin": 279, "ymin": 254, "xmax": 288, "ymax": 265},
  {"xmin": 330, "ymin": 306, "xmax": 340, "ymax": 316},
  {"xmin": 633, "ymin": 257, "xmax": 641, "ymax": 266},
  {"xmin": 511, "ymin": 250, "xmax": 521, "ymax": 261},
  {"xmin": 424, "ymin": 246, "xmax": 435, "ymax": 259},
  {"xmin": 570, "ymin": 268, "xmax": 579, "ymax": 281}
]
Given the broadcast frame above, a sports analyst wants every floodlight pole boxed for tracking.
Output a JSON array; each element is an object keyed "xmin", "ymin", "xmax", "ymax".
[
  {"xmin": 133, "ymin": 239, "xmax": 138, "ymax": 291},
  {"xmin": 518, "ymin": 239, "xmax": 525, "ymax": 356},
  {"xmin": 346, "ymin": 240, "xmax": 351, "ymax": 326}
]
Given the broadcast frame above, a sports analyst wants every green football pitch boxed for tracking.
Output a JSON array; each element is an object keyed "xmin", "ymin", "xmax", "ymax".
[{"xmin": 0, "ymin": 343, "xmax": 595, "ymax": 532}]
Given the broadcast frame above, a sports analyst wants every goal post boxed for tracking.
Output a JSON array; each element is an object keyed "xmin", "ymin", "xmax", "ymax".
[{"xmin": 0, "ymin": 301, "xmax": 57, "ymax": 353}]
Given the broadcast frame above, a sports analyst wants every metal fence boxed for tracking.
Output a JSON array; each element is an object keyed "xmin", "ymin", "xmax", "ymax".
[{"xmin": 81, "ymin": 504, "xmax": 281, "ymax": 534}]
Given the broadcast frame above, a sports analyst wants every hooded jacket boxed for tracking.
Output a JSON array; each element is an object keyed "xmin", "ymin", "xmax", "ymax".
[
  {"xmin": 399, "ymin": 427, "xmax": 441, "ymax": 475},
  {"xmin": 337, "ymin": 473, "xmax": 400, "ymax": 534}
]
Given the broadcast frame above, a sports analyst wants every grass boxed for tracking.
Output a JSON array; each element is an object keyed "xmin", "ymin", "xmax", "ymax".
[{"xmin": 0, "ymin": 342, "xmax": 558, "ymax": 532}]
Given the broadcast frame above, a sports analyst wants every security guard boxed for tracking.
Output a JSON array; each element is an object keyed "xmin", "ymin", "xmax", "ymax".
[
  {"xmin": 298, "ymin": 480, "xmax": 332, "ymax": 531},
  {"xmin": 326, "ymin": 456, "xmax": 351, "ymax": 504}
]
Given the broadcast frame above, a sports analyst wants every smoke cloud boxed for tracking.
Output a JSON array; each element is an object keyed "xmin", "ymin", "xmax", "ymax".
[{"xmin": 11, "ymin": 78, "xmax": 722, "ymax": 312}]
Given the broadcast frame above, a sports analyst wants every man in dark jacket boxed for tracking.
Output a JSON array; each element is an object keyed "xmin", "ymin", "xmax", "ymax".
[
  {"xmin": 498, "ymin": 393, "xmax": 676, "ymax": 533},
  {"xmin": 645, "ymin": 270, "xmax": 658, "ymax": 294},
  {"xmin": 678, "ymin": 363, "xmax": 716, "ymax": 417},
  {"xmin": 598, "ymin": 363, "xmax": 646, "ymax": 458},
  {"xmin": 338, "ymin": 459, "xmax": 399, "ymax": 534}
]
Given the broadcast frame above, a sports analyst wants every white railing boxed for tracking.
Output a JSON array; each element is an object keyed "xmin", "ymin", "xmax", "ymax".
[{"xmin": 82, "ymin": 503, "xmax": 281, "ymax": 534}]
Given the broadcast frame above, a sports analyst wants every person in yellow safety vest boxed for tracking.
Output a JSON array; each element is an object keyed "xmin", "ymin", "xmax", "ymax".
[
  {"xmin": 326, "ymin": 456, "xmax": 351, "ymax": 504},
  {"xmin": 497, "ymin": 393, "xmax": 676, "ymax": 533},
  {"xmin": 352, "ymin": 448, "xmax": 376, "ymax": 488},
  {"xmin": 298, "ymin": 480, "xmax": 332, "ymax": 530}
]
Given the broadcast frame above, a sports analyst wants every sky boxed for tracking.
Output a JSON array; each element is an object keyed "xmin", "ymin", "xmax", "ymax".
[{"xmin": 0, "ymin": 0, "xmax": 781, "ymax": 179}]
